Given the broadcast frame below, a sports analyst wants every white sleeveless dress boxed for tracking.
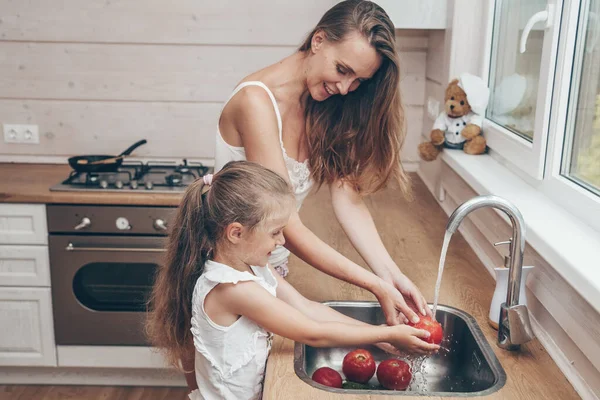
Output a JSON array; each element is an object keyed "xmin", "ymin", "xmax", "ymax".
[
  {"xmin": 214, "ymin": 81, "xmax": 314, "ymax": 273},
  {"xmin": 188, "ymin": 260, "xmax": 278, "ymax": 400}
]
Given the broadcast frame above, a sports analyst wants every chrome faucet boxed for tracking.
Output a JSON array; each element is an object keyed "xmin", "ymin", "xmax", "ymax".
[{"xmin": 446, "ymin": 195, "xmax": 535, "ymax": 350}]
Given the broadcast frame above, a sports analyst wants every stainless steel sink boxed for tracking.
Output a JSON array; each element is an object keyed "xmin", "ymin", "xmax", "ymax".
[{"xmin": 294, "ymin": 302, "xmax": 506, "ymax": 396}]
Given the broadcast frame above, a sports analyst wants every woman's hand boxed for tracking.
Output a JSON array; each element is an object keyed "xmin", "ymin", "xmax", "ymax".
[
  {"xmin": 374, "ymin": 279, "xmax": 422, "ymax": 326},
  {"xmin": 388, "ymin": 269, "xmax": 432, "ymax": 319}
]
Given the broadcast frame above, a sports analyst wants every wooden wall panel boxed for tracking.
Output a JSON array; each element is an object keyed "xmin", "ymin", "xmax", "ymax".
[
  {"xmin": 0, "ymin": 43, "xmax": 425, "ymax": 104},
  {"xmin": 0, "ymin": 0, "xmax": 429, "ymax": 163},
  {"xmin": 404, "ymin": 106, "xmax": 425, "ymax": 163},
  {"xmin": 0, "ymin": 42, "xmax": 295, "ymax": 102},
  {"xmin": 0, "ymin": 100, "xmax": 219, "ymax": 158},
  {"xmin": 0, "ymin": 0, "xmax": 338, "ymax": 46}
]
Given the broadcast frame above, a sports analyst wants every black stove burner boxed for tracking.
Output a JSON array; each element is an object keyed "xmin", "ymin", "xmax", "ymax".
[
  {"xmin": 86, "ymin": 174, "xmax": 99, "ymax": 184},
  {"xmin": 165, "ymin": 173, "xmax": 183, "ymax": 186},
  {"xmin": 175, "ymin": 159, "xmax": 192, "ymax": 174},
  {"xmin": 55, "ymin": 159, "xmax": 212, "ymax": 193}
]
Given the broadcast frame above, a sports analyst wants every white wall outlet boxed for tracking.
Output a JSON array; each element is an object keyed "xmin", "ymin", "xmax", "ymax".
[
  {"xmin": 427, "ymin": 97, "xmax": 440, "ymax": 120},
  {"xmin": 3, "ymin": 124, "xmax": 40, "ymax": 144}
]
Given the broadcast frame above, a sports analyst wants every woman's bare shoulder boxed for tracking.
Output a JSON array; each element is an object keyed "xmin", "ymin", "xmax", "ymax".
[{"xmin": 222, "ymin": 83, "xmax": 279, "ymax": 140}]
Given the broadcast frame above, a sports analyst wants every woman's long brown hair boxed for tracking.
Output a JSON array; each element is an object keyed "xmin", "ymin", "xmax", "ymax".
[
  {"xmin": 146, "ymin": 160, "xmax": 293, "ymax": 369},
  {"xmin": 299, "ymin": 0, "xmax": 411, "ymax": 196}
]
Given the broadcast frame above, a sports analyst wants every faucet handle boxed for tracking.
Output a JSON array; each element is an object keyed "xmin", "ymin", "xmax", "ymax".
[
  {"xmin": 494, "ymin": 239, "xmax": 513, "ymax": 268},
  {"xmin": 507, "ymin": 304, "xmax": 535, "ymax": 344}
]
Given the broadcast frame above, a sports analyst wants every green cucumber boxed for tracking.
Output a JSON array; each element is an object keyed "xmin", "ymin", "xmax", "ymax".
[{"xmin": 342, "ymin": 381, "xmax": 375, "ymax": 390}]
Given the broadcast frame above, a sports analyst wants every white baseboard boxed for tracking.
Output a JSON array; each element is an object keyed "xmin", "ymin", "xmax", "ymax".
[
  {"xmin": 57, "ymin": 345, "xmax": 170, "ymax": 369},
  {"xmin": 0, "ymin": 366, "xmax": 186, "ymax": 386}
]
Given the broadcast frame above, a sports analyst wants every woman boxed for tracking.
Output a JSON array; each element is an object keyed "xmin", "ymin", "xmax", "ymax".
[
  {"xmin": 178, "ymin": 0, "xmax": 432, "ymax": 392},
  {"xmin": 215, "ymin": 0, "xmax": 431, "ymax": 326}
]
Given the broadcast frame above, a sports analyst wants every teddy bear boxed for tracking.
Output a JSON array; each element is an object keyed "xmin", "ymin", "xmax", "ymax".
[{"xmin": 418, "ymin": 73, "xmax": 490, "ymax": 161}]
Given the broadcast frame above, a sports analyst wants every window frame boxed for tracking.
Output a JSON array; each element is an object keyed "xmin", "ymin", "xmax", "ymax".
[
  {"xmin": 481, "ymin": 0, "xmax": 600, "ymax": 233},
  {"xmin": 482, "ymin": 0, "xmax": 564, "ymax": 179},
  {"xmin": 538, "ymin": 0, "xmax": 600, "ymax": 232}
]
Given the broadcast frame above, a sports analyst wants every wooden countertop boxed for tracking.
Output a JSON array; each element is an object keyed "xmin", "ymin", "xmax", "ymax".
[
  {"xmin": 0, "ymin": 162, "xmax": 579, "ymax": 398},
  {"xmin": 0, "ymin": 163, "xmax": 182, "ymax": 206},
  {"xmin": 263, "ymin": 177, "xmax": 578, "ymax": 399}
]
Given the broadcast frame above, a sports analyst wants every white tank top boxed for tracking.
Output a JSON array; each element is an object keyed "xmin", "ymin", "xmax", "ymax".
[
  {"xmin": 189, "ymin": 260, "xmax": 277, "ymax": 400},
  {"xmin": 214, "ymin": 81, "xmax": 314, "ymax": 267}
]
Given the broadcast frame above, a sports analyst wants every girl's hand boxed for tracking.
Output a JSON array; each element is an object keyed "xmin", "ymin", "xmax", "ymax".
[
  {"xmin": 389, "ymin": 325, "xmax": 440, "ymax": 356},
  {"xmin": 374, "ymin": 341, "xmax": 404, "ymax": 356},
  {"xmin": 388, "ymin": 269, "xmax": 432, "ymax": 319}
]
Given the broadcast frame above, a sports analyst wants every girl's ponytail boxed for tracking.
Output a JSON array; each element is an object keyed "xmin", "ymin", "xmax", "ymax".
[{"xmin": 146, "ymin": 178, "xmax": 212, "ymax": 369}]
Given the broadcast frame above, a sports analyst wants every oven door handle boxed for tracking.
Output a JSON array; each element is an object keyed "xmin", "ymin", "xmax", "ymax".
[{"xmin": 65, "ymin": 243, "xmax": 165, "ymax": 253}]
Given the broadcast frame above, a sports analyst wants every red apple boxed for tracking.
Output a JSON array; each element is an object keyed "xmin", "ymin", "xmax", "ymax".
[
  {"xmin": 312, "ymin": 366, "xmax": 343, "ymax": 388},
  {"xmin": 376, "ymin": 358, "xmax": 412, "ymax": 390},
  {"xmin": 408, "ymin": 316, "xmax": 443, "ymax": 344},
  {"xmin": 342, "ymin": 349, "xmax": 376, "ymax": 383}
]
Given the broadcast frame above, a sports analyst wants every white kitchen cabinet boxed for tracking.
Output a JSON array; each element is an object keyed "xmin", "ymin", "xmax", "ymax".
[
  {"xmin": 0, "ymin": 245, "xmax": 51, "ymax": 286},
  {"xmin": 0, "ymin": 287, "xmax": 57, "ymax": 366},
  {"xmin": 0, "ymin": 204, "xmax": 48, "ymax": 245},
  {"xmin": 0, "ymin": 203, "xmax": 56, "ymax": 366}
]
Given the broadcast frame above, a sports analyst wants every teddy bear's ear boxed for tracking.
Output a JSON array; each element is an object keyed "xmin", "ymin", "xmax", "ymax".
[{"xmin": 449, "ymin": 79, "xmax": 459, "ymax": 86}]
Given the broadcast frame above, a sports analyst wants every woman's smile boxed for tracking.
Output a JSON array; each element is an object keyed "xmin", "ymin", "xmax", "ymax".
[{"xmin": 324, "ymin": 82, "xmax": 336, "ymax": 96}]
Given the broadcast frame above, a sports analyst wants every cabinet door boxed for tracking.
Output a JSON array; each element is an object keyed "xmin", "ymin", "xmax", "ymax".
[
  {"xmin": 0, "ymin": 287, "xmax": 57, "ymax": 366},
  {"xmin": 0, "ymin": 204, "xmax": 48, "ymax": 245},
  {"xmin": 0, "ymin": 245, "xmax": 51, "ymax": 286}
]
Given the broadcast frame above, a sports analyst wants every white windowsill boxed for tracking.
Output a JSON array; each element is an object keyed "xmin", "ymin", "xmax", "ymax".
[{"xmin": 441, "ymin": 149, "xmax": 600, "ymax": 314}]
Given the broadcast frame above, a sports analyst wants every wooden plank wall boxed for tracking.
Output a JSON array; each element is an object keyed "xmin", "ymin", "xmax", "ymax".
[{"xmin": 0, "ymin": 0, "xmax": 428, "ymax": 165}]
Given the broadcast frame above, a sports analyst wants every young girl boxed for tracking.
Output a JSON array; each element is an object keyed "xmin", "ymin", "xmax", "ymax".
[{"xmin": 147, "ymin": 161, "xmax": 439, "ymax": 400}]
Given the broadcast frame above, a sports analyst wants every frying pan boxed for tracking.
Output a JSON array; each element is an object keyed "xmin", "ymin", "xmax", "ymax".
[{"xmin": 68, "ymin": 139, "xmax": 148, "ymax": 173}]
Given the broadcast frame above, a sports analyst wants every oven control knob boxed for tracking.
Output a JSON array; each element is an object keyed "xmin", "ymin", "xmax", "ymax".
[
  {"xmin": 116, "ymin": 217, "xmax": 131, "ymax": 230},
  {"xmin": 100, "ymin": 180, "xmax": 108, "ymax": 189},
  {"xmin": 74, "ymin": 217, "xmax": 91, "ymax": 230},
  {"xmin": 130, "ymin": 180, "xmax": 138, "ymax": 189},
  {"xmin": 145, "ymin": 181, "xmax": 153, "ymax": 190},
  {"xmin": 153, "ymin": 218, "xmax": 168, "ymax": 231},
  {"xmin": 115, "ymin": 180, "xmax": 124, "ymax": 189}
]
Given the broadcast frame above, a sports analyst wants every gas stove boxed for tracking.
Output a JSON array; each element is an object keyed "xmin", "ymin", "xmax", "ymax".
[{"xmin": 50, "ymin": 159, "xmax": 213, "ymax": 193}]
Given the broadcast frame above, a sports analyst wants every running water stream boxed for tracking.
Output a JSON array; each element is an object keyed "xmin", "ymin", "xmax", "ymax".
[{"xmin": 432, "ymin": 230, "xmax": 453, "ymax": 320}]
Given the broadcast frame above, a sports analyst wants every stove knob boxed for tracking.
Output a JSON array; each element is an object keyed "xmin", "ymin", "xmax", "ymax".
[
  {"xmin": 100, "ymin": 180, "xmax": 108, "ymax": 189},
  {"xmin": 74, "ymin": 217, "xmax": 91, "ymax": 230},
  {"xmin": 116, "ymin": 217, "xmax": 131, "ymax": 230},
  {"xmin": 145, "ymin": 181, "xmax": 153, "ymax": 190},
  {"xmin": 130, "ymin": 180, "xmax": 138, "ymax": 189},
  {"xmin": 115, "ymin": 180, "xmax": 124, "ymax": 189},
  {"xmin": 153, "ymin": 218, "xmax": 168, "ymax": 231}
]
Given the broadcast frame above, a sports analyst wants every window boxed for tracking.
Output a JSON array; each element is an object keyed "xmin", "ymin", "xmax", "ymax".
[
  {"xmin": 487, "ymin": 0, "xmax": 547, "ymax": 141},
  {"xmin": 485, "ymin": 0, "xmax": 562, "ymax": 179},
  {"xmin": 484, "ymin": 0, "xmax": 600, "ymax": 232},
  {"xmin": 542, "ymin": 0, "xmax": 600, "ymax": 231},
  {"xmin": 561, "ymin": 0, "xmax": 600, "ymax": 196}
]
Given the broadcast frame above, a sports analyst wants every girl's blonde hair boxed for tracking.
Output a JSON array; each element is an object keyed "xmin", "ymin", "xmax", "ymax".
[
  {"xmin": 146, "ymin": 160, "xmax": 293, "ymax": 368},
  {"xmin": 300, "ymin": 0, "xmax": 411, "ymax": 196}
]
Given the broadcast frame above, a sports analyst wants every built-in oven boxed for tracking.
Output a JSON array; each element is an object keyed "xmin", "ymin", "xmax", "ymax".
[{"xmin": 47, "ymin": 204, "xmax": 176, "ymax": 346}]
